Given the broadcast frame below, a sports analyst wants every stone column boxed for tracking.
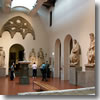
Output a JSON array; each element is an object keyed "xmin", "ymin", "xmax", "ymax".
[{"xmin": 19, "ymin": 61, "xmax": 31, "ymax": 85}]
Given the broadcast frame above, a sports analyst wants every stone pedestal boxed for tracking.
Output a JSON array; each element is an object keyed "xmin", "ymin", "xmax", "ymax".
[
  {"xmin": 29, "ymin": 68, "xmax": 32, "ymax": 77},
  {"xmin": 69, "ymin": 64, "xmax": 82, "ymax": 85},
  {"xmin": 77, "ymin": 64, "xmax": 95, "ymax": 87},
  {"xmin": 0, "ymin": 68, "xmax": 6, "ymax": 77},
  {"xmin": 85, "ymin": 63, "xmax": 95, "ymax": 70},
  {"xmin": 19, "ymin": 61, "xmax": 31, "ymax": 85}
]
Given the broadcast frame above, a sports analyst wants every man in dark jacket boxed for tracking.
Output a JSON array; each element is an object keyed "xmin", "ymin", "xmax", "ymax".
[{"xmin": 41, "ymin": 62, "xmax": 47, "ymax": 81}]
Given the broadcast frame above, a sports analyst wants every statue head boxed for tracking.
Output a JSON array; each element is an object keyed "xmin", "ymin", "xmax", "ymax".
[
  {"xmin": 73, "ymin": 39, "xmax": 77, "ymax": 44},
  {"xmin": 89, "ymin": 33, "xmax": 94, "ymax": 42}
]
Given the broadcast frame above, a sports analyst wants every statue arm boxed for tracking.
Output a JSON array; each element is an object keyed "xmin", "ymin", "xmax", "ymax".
[{"xmin": 72, "ymin": 44, "xmax": 79, "ymax": 53}]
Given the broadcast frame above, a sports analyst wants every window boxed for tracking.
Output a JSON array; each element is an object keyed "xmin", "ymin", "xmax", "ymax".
[{"xmin": 11, "ymin": 0, "xmax": 37, "ymax": 10}]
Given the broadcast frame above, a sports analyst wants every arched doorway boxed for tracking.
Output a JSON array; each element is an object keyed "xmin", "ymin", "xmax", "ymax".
[
  {"xmin": 64, "ymin": 34, "xmax": 73, "ymax": 80},
  {"xmin": 9, "ymin": 44, "xmax": 24, "ymax": 76},
  {"xmin": 54, "ymin": 39, "xmax": 61, "ymax": 79}
]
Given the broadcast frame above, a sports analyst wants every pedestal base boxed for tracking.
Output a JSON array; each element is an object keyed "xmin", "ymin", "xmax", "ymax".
[
  {"xmin": 19, "ymin": 61, "xmax": 30, "ymax": 85},
  {"xmin": 20, "ymin": 76, "xmax": 29, "ymax": 84},
  {"xmin": 0, "ymin": 68, "xmax": 6, "ymax": 77},
  {"xmin": 69, "ymin": 65, "xmax": 82, "ymax": 85},
  {"xmin": 77, "ymin": 64, "xmax": 95, "ymax": 87},
  {"xmin": 77, "ymin": 70, "xmax": 95, "ymax": 87},
  {"xmin": 85, "ymin": 63, "xmax": 95, "ymax": 71}
]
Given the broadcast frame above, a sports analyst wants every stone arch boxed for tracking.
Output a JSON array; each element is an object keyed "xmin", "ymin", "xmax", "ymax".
[
  {"xmin": 9, "ymin": 43, "xmax": 24, "ymax": 68},
  {"xmin": 0, "ymin": 16, "xmax": 35, "ymax": 40},
  {"xmin": 64, "ymin": 34, "xmax": 73, "ymax": 80},
  {"xmin": 54, "ymin": 39, "xmax": 61, "ymax": 79}
]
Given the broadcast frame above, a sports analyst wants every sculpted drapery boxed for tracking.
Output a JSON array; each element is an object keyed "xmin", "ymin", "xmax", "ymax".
[
  {"xmin": 0, "ymin": 47, "xmax": 5, "ymax": 67},
  {"xmin": 29, "ymin": 48, "xmax": 36, "ymax": 65},
  {"xmin": 87, "ymin": 33, "xmax": 95, "ymax": 64},
  {"xmin": 70, "ymin": 40, "xmax": 80, "ymax": 65}
]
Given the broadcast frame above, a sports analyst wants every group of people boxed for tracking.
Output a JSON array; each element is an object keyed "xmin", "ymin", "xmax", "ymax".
[
  {"xmin": 32, "ymin": 61, "xmax": 50, "ymax": 81},
  {"xmin": 9, "ymin": 61, "xmax": 50, "ymax": 81}
]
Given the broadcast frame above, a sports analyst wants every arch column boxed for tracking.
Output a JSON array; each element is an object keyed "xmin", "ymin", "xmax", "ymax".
[
  {"xmin": 64, "ymin": 34, "xmax": 73, "ymax": 80},
  {"xmin": 54, "ymin": 39, "xmax": 61, "ymax": 78},
  {"xmin": 9, "ymin": 43, "xmax": 25, "ymax": 74}
]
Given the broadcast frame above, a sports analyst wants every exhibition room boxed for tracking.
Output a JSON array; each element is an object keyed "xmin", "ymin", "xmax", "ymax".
[{"xmin": 0, "ymin": 0, "xmax": 95, "ymax": 95}]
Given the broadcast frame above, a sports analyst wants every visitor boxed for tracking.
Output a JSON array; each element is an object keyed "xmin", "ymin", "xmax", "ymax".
[
  {"xmin": 10, "ymin": 62, "xmax": 15, "ymax": 80},
  {"xmin": 32, "ymin": 62, "xmax": 37, "ymax": 79},
  {"xmin": 45, "ymin": 61, "xmax": 50, "ymax": 78},
  {"xmin": 41, "ymin": 62, "xmax": 47, "ymax": 81}
]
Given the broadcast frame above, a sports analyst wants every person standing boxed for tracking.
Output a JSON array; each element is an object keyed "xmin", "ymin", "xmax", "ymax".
[
  {"xmin": 32, "ymin": 62, "xmax": 37, "ymax": 79},
  {"xmin": 46, "ymin": 61, "xmax": 50, "ymax": 78},
  {"xmin": 41, "ymin": 62, "xmax": 47, "ymax": 81},
  {"xmin": 10, "ymin": 62, "xmax": 15, "ymax": 80}
]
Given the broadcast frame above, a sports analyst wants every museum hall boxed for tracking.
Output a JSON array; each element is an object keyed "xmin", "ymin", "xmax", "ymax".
[{"xmin": 0, "ymin": 0, "xmax": 95, "ymax": 95}]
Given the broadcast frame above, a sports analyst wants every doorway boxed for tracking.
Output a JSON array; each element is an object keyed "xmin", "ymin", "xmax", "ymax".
[
  {"xmin": 54, "ymin": 39, "xmax": 61, "ymax": 79},
  {"xmin": 9, "ymin": 44, "xmax": 24, "ymax": 76},
  {"xmin": 64, "ymin": 34, "xmax": 73, "ymax": 80}
]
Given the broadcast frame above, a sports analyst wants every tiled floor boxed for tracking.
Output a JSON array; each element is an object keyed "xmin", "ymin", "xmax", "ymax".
[{"xmin": 0, "ymin": 77, "xmax": 81, "ymax": 95}]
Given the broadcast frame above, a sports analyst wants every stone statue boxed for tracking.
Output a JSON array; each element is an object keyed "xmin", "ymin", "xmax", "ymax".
[
  {"xmin": 87, "ymin": 33, "xmax": 95, "ymax": 64},
  {"xmin": 0, "ymin": 47, "xmax": 5, "ymax": 67},
  {"xmin": 37, "ymin": 48, "xmax": 44, "ymax": 67},
  {"xmin": 29, "ymin": 48, "xmax": 36, "ymax": 65},
  {"xmin": 69, "ymin": 40, "xmax": 80, "ymax": 65}
]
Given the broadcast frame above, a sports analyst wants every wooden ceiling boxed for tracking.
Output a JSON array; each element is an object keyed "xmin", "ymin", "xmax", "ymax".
[{"xmin": 43, "ymin": 0, "xmax": 57, "ymax": 9}]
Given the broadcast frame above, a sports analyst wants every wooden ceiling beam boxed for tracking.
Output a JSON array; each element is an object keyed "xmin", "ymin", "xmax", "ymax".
[{"xmin": 43, "ymin": 0, "xmax": 56, "ymax": 9}]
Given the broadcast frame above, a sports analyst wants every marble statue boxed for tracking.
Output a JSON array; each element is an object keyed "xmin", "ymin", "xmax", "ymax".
[
  {"xmin": 87, "ymin": 33, "xmax": 95, "ymax": 64},
  {"xmin": 0, "ymin": 47, "xmax": 5, "ymax": 67},
  {"xmin": 37, "ymin": 48, "xmax": 44, "ymax": 67},
  {"xmin": 69, "ymin": 40, "xmax": 80, "ymax": 65},
  {"xmin": 29, "ymin": 48, "xmax": 36, "ymax": 65}
]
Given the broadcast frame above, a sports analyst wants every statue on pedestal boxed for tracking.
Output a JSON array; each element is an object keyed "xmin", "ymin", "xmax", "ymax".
[
  {"xmin": 87, "ymin": 33, "xmax": 95, "ymax": 64},
  {"xmin": 0, "ymin": 47, "xmax": 5, "ymax": 67},
  {"xmin": 69, "ymin": 40, "xmax": 80, "ymax": 66},
  {"xmin": 37, "ymin": 48, "xmax": 44, "ymax": 67},
  {"xmin": 29, "ymin": 48, "xmax": 36, "ymax": 65}
]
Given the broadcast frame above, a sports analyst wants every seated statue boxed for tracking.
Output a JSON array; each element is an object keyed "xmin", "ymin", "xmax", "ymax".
[
  {"xmin": 69, "ymin": 40, "xmax": 80, "ymax": 65},
  {"xmin": 37, "ymin": 48, "xmax": 44, "ymax": 67},
  {"xmin": 87, "ymin": 33, "xmax": 95, "ymax": 64},
  {"xmin": 0, "ymin": 47, "xmax": 5, "ymax": 67},
  {"xmin": 29, "ymin": 48, "xmax": 36, "ymax": 65},
  {"xmin": 38, "ymin": 48, "xmax": 44, "ymax": 59}
]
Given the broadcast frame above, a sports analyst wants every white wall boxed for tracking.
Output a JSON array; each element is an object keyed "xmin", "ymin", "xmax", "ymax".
[
  {"xmin": 39, "ymin": 0, "xmax": 95, "ymax": 80},
  {"xmin": 0, "ymin": 11, "xmax": 49, "ymax": 75},
  {"xmin": 0, "ymin": 0, "xmax": 95, "ymax": 78}
]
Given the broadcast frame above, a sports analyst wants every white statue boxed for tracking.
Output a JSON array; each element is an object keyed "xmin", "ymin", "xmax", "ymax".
[
  {"xmin": 69, "ymin": 40, "xmax": 80, "ymax": 65},
  {"xmin": 0, "ymin": 47, "xmax": 5, "ymax": 67},
  {"xmin": 29, "ymin": 48, "xmax": 36, "ymax": 65},
  {"xmin": 87, "ymin": 33, "xmax": 95, "ymax": 64},
  {"xmin": 37, "ymin": 48, "xmax": 44, "ymax": 67}
]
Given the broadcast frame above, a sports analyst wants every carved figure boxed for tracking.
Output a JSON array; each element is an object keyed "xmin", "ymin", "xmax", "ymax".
[
  {"xmin": 70, "ymin": 40, "xmax": 80, "ymax": 65},
  {"xmin": 29, "ymin": 48, "xmax": 36, "ymax": 65},
  {"xmin": 0, "ymin": 47, "xmax": 5, "ymax": 67},
  {"xmin": 87, "ymin": 33, "xmax": 95, "ymax": 64},
  {"xmin": 37, "ymin": 48, "xmax": 44, "ymax": 67}
]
